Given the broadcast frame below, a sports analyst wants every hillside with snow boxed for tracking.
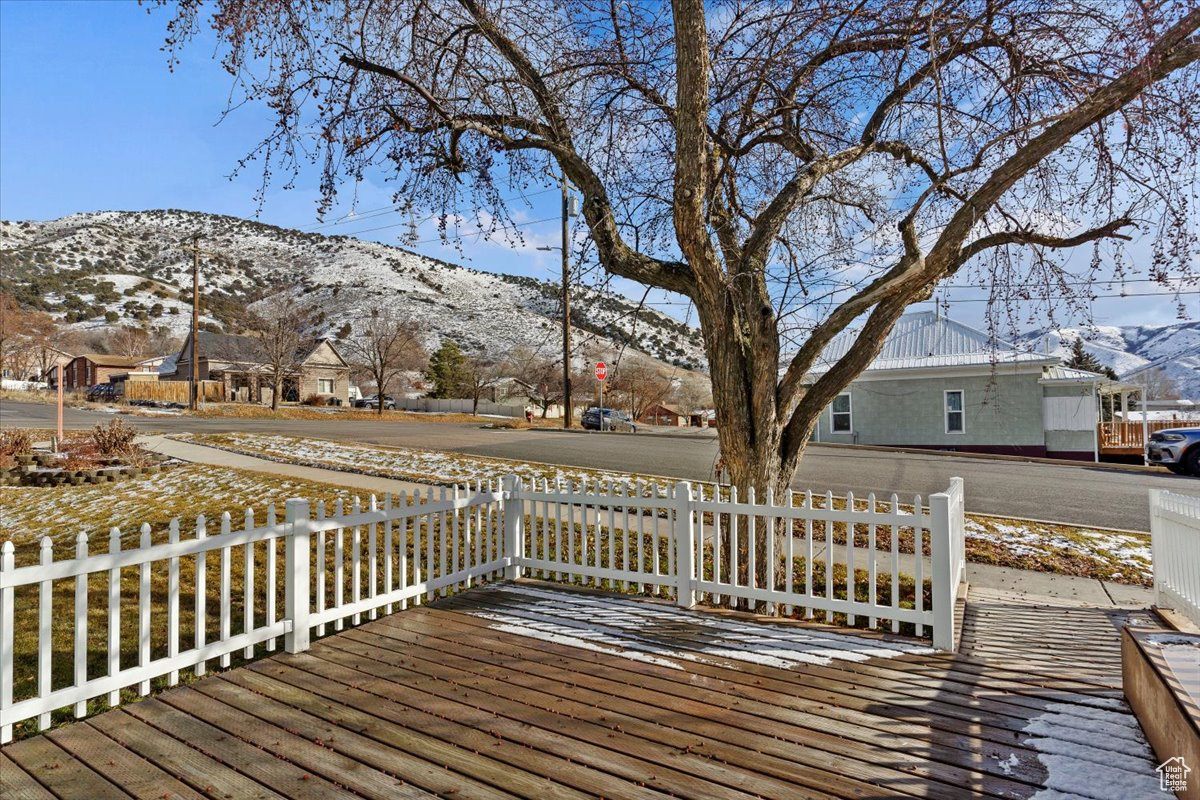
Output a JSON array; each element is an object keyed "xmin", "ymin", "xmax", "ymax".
[
  {"xmin": 1020, "ymin": 322, "xmax": 1200, "ymax": 399},
  {"xmin": 0, "ymin": 210, "xmax": 706, "ymax": 371}
]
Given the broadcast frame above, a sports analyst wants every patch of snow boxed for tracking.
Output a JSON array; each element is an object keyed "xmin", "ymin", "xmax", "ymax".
[
  {"xmin": 1021, "ymin": 703, "xmax": 1160, "ymax": 799},
  {"xmin": 465, "ymin": 584, "xmax": 934, "ymax": 670}
]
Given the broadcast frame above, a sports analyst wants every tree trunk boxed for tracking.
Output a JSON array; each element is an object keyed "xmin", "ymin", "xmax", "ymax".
[{"xmin": 271, "ymin": 380, "xmax": 279, "ymax": 412}]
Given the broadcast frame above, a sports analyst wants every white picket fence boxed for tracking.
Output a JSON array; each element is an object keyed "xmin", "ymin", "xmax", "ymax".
[
  {"xmin": 1149, "ymin": 488, "xmax": 1200, "ymax": 627},
  {"xmin": 0, "ymin": 475, "xmax": 966, "ymax": 742}
]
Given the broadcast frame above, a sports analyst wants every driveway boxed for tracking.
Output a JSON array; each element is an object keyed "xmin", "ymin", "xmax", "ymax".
[{"xmin": 4, "ymin": 400, "xmax": 1191, "ymax": 530}]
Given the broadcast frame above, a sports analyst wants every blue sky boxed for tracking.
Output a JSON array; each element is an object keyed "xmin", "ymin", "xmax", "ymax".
[{"xmin": 0, "ymin": 1, "xmax": 1194, "ymax": 332}]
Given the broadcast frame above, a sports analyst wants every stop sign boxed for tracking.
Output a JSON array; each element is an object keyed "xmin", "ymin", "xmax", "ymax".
[{"xmin": 595, "ymin": 361, "xmax": 607, "ymax": 381}]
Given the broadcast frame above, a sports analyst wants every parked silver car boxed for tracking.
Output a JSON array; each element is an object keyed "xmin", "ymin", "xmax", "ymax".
[{"xmin": 1147, "ymin": 427, "xmax": 1200, "ymax": 476}]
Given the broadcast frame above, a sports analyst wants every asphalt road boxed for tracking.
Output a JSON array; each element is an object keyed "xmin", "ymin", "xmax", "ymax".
[{"xmin": 4, "ymin": 400, "xmax": 1192, "ymax": 531}]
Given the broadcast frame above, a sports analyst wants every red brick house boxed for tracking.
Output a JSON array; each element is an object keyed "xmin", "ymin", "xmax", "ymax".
[
  {"xmin": 57, "ymin": 353, "xmax": 142, "ymax": 390},
  {"xmin": 640, "ymin": 403, "xmax": 690, "ymax": 427}
]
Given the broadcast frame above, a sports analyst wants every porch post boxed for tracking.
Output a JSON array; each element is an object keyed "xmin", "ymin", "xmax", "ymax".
[{"xmin": 1092, "ymin": 382, "xmax": 1099, "ymax": 462}]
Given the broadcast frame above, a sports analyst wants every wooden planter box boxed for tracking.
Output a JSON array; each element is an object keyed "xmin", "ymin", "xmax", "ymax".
[{"xmin": 1123, "ymin": 627, "xmax": 1200, "ymax": 799}]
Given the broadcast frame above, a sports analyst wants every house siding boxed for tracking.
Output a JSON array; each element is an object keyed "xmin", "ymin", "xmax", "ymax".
[
  {"xmin": 1042, "ymin": 383, "xmax": 1096, "ymax": 459},
  {"xmin": 815, "ymin": 370, "xmax": 1046, "ymax": 452}
]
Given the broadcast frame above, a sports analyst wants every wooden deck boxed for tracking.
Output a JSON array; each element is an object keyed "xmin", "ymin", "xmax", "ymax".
[{"xmin": 0, "ymin": 582, "xmax": 1166, "ymax": 799}]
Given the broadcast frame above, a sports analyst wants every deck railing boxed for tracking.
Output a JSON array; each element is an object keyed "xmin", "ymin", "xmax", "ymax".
[
  {"xmin": 1149, "ymin": 488, "xmax": 1200, "ymax": 626},
  {"xmin": 0, "ymin": 475, "xmax": 966, "ymax": 742},
  {"xmin": 1099, "ymin": 419, "xmax": 1200, "ymax": 451}
]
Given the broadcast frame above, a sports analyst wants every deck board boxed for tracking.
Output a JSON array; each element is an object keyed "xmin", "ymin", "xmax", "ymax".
[{"xmin": 1, "ymin": 581, "xmax": 1165, "ymax": 799}]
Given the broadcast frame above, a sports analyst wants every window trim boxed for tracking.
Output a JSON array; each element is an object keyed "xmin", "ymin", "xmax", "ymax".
[
  {"xmin": 944, "ymin": 389, "xmax": 965, "ymax": 434},
  {"xmin": 318, "ymin": 378, "xmax": 335, "ymax": 395},
  {"xmin": 830, "ymin": 391, "xmax": 853, "ymax": 434}
]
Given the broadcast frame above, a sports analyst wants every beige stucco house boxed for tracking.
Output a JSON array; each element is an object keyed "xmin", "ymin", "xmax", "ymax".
[{"xmin": 170, "ymin": 331, "xmax": 351, "ymax": 405}]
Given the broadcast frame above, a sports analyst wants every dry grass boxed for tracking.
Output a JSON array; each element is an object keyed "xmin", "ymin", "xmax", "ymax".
[{"xmin": 188, "ymin": 403, "xmax": 559, "ymax": 427}]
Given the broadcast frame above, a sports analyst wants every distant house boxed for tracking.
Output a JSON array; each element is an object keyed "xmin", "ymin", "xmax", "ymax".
[
  {"xmin": 640, "ymin": 403, "xmax": 690, "ymax": 427},
  {"xmin": 169, "ymin": 331, "xmax": 351, "ymax": 404},
  {"xmin": 807, "ymin": 312, "xmax": 1112, "ymax": 460},
  {"xmin": 57, "ymin": 353, "xmax": 143, "ymax": 390}
]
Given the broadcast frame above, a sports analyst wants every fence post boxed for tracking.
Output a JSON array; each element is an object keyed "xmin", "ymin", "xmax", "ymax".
[
  {"xmin": 0, "ymin": 541, "xmax": 13, "ymax": 743},
  {"xmin": 284, "ymin": 499, "xmax": 312, "ymax": 654},
  {"xmin": 674, "ymin": 481, "xmax": 696, "ymax": 608},
  {"xmin": 929, "ymin": 490, "xmax": 954, "ymax": 651},
  {"xmin": 1149, "ymin": 489, "xmax": 1167, "ymax": 609},
  {"xmin": 503, "ymin": 475, "xmax": 524, "ymax": 580}
]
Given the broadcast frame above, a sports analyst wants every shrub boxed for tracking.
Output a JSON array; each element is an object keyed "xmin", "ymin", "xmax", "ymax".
[
  {"xmin": 91, "ymin": 418, "xmax": 137, "ymax": 456},
  {"xmin": 0, "ymin": 429, "xmax": 33, "ymax": 459},
  {"xmin": 301, "ymin": 393, "xmax": 326, "ymax": 406}
]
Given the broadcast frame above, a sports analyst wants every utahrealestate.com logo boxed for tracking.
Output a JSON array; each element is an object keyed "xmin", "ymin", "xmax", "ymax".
[{"xmin": 1157, "ymin": 757, "xmax": 1190, "ymax": 792}]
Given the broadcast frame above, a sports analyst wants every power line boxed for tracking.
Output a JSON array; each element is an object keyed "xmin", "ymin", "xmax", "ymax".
[{"xmin": 301, "ymin": 186, "xmax": 559, "ymax": 233}]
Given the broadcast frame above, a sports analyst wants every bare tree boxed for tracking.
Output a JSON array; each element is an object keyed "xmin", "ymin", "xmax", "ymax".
[
  {"xmin": 163, "ymin": 3, "xmax": 1199, "ymax": 497},
  {"xmin": 0, "ymin": 294, "xmax": 59, "ymax": 382},
  {"xmin": 341, "ymin": 307, "xmax": 427, "ymax": 415},
  {"xmin": 502, "ymin": 345, "xmax": 563, "ymax": 417},
  {"xmin": 465, "ymin": 352, "xmax": 503, "ymax": 415},
  {"xmin": 107, "ymin": 326, "xmax": 153, "ymax": 359},
  {"xmin": 1140, "ymin": 368, "xmax": 1182, "ymax": 402},
  {"xmin": 242, "ymin": 291, "xmax": 316, "ymax": 411},
  {"xmin": 608, "ymin": 361, "xmax": 673, "ymax": 421},
  {"xmin": 673, "ymin": 376, "xmax": 713, "ymax": 419}
]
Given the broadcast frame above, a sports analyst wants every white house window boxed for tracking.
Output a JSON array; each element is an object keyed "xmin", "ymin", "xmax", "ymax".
[
  {"xmin": 318, "ymin": 378, "xmax": 334, "ymax": 394},
  {"xmin": 945, "ymin": 390, "xmax": 965, "ymax": 433},
  {"xmin": 831, "ymin": 392, "xmax": 852, "ymax": 433}
]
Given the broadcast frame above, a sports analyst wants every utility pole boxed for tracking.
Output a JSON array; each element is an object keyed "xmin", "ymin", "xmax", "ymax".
[
  {"xmin": 559, "ymin": 173, "xmax": 572, "ymax": 429},
  {"xmin": 189, "ymin": 234, "xmax": 201, "ymax": 411},
  {"xmin": 538, "ymin": 172, "xmax": 577, "ymax": 428}
]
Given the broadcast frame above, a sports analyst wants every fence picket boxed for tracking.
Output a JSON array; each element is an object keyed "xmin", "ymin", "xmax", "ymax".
[
  {"xmin": 37, "ymin": 538, "xmax": 52, "ymax": 729},
  {"xmin": 138, "ymin": 524, "xmax": 151, "ymax": 695},
  {"xmin": 352, "ymin": 497, "xmax": 363, "ymax": 623},
  {"xmin": 1, "ymin": 541, "xmax": 14, "ymax": 742},
  {"xmin": 398, "ymin": 493, "xmax": 409, "ymax": 611},
  {"xmin": 73, "ymin": 533, "xmax": 88, "ymax": 718},
  {"xmin": 729, "ymin": 486, "xmax": 739, "ymax": 601},
  {"xmin": 168, "ymin": 519, "xmax": 181, "ymax": 682},
  {"xmin": 384, "ymin": 494, "xmax": 394, "ymax": 610},
  {"xmin": 218, "ymin": 514, "xmax": 231, "ymax": 668},
  {"xmin": 846, "ymin": 491, "xmax": 855, "ymax": 627},
  {"xmin": 868, "ymin": 493, "xmax": 877, "ymax": 630},
  {"xmin": 368, "ymin": 495, "xmax": 379, "ymax": 620},
  {"xmin": 438, "ymin": 487, "xmax": 448, "ymax": 596},
  {"xmin": 914, "ymin": 495, "xmax": 925, "ymax": 638},
  {"xmin": 891, "ymin": 493, "xmax": 900, "ymax": 634},
  {"xmin": 314, "ymin": 502, "xmax": 326, "ymax": 637},
  {"xmin": 334, "ymin": 498, "xmax": 346, "ymax": 626},
  {"xmin": 765, "ymin": 488, "xmax": 775, "ymax": 615},
  {"xmin": 106, "ymin": 528, "xmax": 121, "ymax": 707},
  {"xmin": 785, "ymin": 490, "xmax": 795, "ymax": 617},
  {"xmin": 823, "ymin": 491, "xmax": 834, "ymax": 622},
  {"xmin": 425, "ymin": 487, "xmax": 435, "ymax": 603},
  {"xmin": 265, "ymin": 504, "xmax": 277, "ymax": 650},
  {"xmin": 804, "ymin": 491, "xmax": 813, "ymax": 619}
]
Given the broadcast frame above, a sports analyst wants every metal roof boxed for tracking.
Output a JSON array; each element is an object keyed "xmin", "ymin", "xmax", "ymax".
[
  {"xmin": 806, "ymin": 311, "xmax": 1057, "ymax": 375},
  {"xmin": 1039, "ymin": 365, "xmax": 1109, "ymax": 383}
]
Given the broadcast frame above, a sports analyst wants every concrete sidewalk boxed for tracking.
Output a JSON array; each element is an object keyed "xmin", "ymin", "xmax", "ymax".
[
  {"xmin": 140, "ymin": 434, "xmax": 1153, "ymax": 609},
  {"xmin": 139, "ymin": 435, "xmax": 433, "ymax": 498}
]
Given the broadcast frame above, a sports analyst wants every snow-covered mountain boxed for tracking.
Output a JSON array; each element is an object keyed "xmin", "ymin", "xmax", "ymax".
[
  {"xmin": 0, "ymin": 210, "xmax": 706, "ymax": 371},
  {"xmin": 1020, "ymin": 322, "xmax": 1200, "ymax": 399}
]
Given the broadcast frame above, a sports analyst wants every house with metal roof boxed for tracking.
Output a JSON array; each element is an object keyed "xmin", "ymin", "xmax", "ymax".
[{"xmin": 807, "ymin": 311, "xmax": 1112, "ymax": 460}]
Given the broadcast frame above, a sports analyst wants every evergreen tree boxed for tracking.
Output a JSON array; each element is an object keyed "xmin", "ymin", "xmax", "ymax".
[
  {"xmin": 425, "ymin": 339, "xmax": 470, "ymax": 398},
  {"xmin": 1064, "ymin": 338, "xmax": 1119, "ymax": 380}
]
